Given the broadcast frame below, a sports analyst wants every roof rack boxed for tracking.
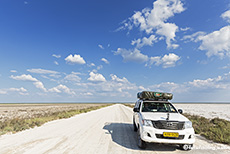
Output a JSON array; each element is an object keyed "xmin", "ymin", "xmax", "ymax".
[
  {"xmin": 137, "ymin": 91, "xmax": 173, "ymax": 100},
  {"xmin": 141, "ymin": 98, "xmax": 169, "ymax": 101}
]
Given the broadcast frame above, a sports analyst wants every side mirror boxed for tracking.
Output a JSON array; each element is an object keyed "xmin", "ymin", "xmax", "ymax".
[
  {"xmin": 133, "ymin": 108, "xmax": 140, "ymax": 112},
  {"xmin": 178, "ymin": 109, "xmax": 183, "ymax": 114}
]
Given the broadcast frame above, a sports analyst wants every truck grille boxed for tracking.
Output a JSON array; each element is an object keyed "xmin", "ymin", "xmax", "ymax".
[{"xmin": 152, "ymin": 121, "xmax": 184, "ymax": 130}]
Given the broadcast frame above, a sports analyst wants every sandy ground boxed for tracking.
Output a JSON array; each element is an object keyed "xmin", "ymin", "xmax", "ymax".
[
  {"xmin": 174, "ymin": 104, "xmax": 230, "ymax": 121},
  {"xmin": 0, "ymin": 104, "xmax": 229, "ymax": 154},
  {"xmin": 0, "ymin": 104, "xmax": 105, "ymax": 122}
]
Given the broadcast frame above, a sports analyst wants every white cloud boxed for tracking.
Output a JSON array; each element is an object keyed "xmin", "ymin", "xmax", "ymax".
[
  {"xmin": 54, "ymin": 61, "xmax": 59, "ymax": 65},
  {"xmin": 52, "ymin": 54, "xmax": 61, "ymax": 58},
  {"xmin": 221, "ymin": 10, "xmax": 230, "ymax": 23},
  {"xmin": 188, "ymin": 76, "xmax": 227, "ymax": 89},
  {"xmin": 198, "ymin": 26, "xmax": 230, "ymax": 58},
  {"xmin": 149, "ymin": 72, "xmax": 230, "ymax": 96},
  {"xmin": 110, "ymin": 74, "xmax": 128, "ymax": 83},
  {"xmin": 87, "ymin": 72, "xmax": 106, "ymax": 82},
  {"xmin": 156, "ymin": 22, "xmax": 179, "ymax": 49},
  {"xmin": 80, "ymin": 92, "xmax": 93, "ymax": 96},
  {"xmin": 27, "ymin": 68, "xmax": 59, "ymax": 74},
  {"xmin": 182, "ymin": 31, "xmax": 206, "ymax": 42},
  {"xmin": 150, "ymin": 82, "xmax": 188, "ymax": 93},
  {"xmin": 88, "ymin": 63, "xmax": 95, "ymax": 67},
  {"xmin": 122, "ymin": 0, "xmax": 185, "ymax": 49},
  {"xmin": 64, "ymin": 72, "xmax": 81, "ymax": 82},
  {"xmin": 180, "ymin": 27, "xmax": 190, "ymax": 31},
  {"xmin": 149, "ymin": 53, "xmax": 180, "ymax": 68},
  {"xmin": 131, "ymin": 35, "xmax": 158, "ymax": 48},
  {"xmin": 0, "ymin": 90, "xmax": 7, "ymax": 94},
  {"xmin": 10, "ymin": 74, "xmax": 49, "ymax": 92},
  {"xmin": 101, "ymin": 58, "xmax": 109, "ymax": 64},
  {"xmin": 10, "ymin": 70, "xmax": 17, "ymax": 73},
  {"xmin": 98, "ymin": 44, "xmax": 104, "ymax": 49},
  {"xmin": 65, "ymin": 54, "xmax": 86, "ymax": 65},
  {"xmin": 49, "ymin": 84, "xmax": 75, "ymax": 95},
  {"xmin": 97, "ymin": 65, "xmax": 103, "ymax": 70},
  {"xmin": 33, "ymin": 81, "xmax": 47, "ymax": 92},
  {"xmin": 0, "ymin": 87, "xmax": 28, "ymax": 95},
  {"xmin": 10, "ymin": 74, "xmax": 38, "ymax": 82},
  {"xmin": 114, "ymin": 48, "xmax": 148, "ymax": 63},
  {"xmin": 78, "ymin": 73, "xmax": 138, "ymax": 97}
]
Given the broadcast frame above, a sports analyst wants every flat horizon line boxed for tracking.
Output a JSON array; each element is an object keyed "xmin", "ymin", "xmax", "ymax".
[{"xmin": 0, "ymin": 102, "xmax": 230, "ymax": 104}]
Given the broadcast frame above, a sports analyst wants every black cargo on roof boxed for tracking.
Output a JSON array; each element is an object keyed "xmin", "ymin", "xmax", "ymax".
[{"xmin": 137, "ymin": 91, "xmax": 173, "ymax": 100}]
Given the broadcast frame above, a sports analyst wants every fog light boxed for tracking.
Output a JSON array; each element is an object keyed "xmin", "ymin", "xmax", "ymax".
[
  {"xmin": 188, "ymin": 134, "xmax": 194, "ymax": 139},
  {"xmin": 147, "ymin": 133, "xmax": 151, "ymax": 137}
]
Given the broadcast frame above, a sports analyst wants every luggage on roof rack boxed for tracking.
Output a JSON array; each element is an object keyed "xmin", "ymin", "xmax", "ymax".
[{"xmin": 137, "ymin": 91, "xmax": 173, "ymax": 100}]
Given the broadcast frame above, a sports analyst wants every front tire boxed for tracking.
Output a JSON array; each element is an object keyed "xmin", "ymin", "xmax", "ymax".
[
  {"xmin": 133, "ymin": 118, "xmax": 137, "ymax": 132},
  {"xmin": 137, "ymin": 127, "xmax": 147, "ymax": 149}
]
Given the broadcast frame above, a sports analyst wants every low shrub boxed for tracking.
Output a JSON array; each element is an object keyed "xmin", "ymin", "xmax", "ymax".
[{"xmin": 184, "ymin": 113, "xmax": 230, "ymax": 145}]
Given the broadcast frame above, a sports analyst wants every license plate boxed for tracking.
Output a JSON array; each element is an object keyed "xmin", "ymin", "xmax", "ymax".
[{"xmin": 163, "ymin": 132, "xmax": 179, "ymax": 138}]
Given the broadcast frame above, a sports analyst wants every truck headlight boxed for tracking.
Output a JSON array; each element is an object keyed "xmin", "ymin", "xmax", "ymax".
[
  {"xmin": 184, "ymin": 121, "xmax": 193, "ymax": 129},
  {"xmin": 142, "ymin": 119, "xmax": 153, "ymax": 127}
]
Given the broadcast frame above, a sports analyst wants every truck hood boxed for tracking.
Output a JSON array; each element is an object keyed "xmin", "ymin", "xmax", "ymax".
[{"xmin": 141, "ymin": 112, "xmax": 189, "ymax": 121}]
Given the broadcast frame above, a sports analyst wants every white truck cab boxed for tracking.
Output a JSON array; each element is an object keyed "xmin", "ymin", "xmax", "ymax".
[{"xmin": 133, "ymin": 91, "xmax": 195, "ymax": 150}]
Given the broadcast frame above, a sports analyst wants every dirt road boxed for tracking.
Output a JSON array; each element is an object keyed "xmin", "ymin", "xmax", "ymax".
[{"xmin": 0, "ymin": 104, "xmax": 229, "ymax": 154}]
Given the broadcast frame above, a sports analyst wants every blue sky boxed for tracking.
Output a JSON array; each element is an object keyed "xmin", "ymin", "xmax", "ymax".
[{"xmin": 0, "ymin": 0, "xmax": 230, "ymax": 103}]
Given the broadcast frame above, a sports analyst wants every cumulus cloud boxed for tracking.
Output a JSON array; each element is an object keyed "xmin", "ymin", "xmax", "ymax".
[
  {"xmin": 52, "ymin": 54, "xmax": 61, "ymax": 58},
  {"xmin": 188, "ymin": 76, "xmax": 226, "ymax": 89},
  {"xmin": 114, "ymin": 48, "xmax": 148, "ymax": 63},
  {"xmin": 110, "ymin": 74, "xmax": 128, "ymax": 83},
  {"xmin": 10, "ymin": 74, "xmax": 48, "ymax": 92},
  {"xmin": 198, "ymin": 26, "xmax": 230, "ymax": 58},
  {"xmin": 101, "ymin": 58, "xmax": 109, "ymax": 64},
  {"xmin": 131, "ymin": 35, "xmax": 158, "ymax": 48},
  {"xmin": 78, "ymin": 73, "xmax": 138, "ymax": 98},
  {"xmin": 121, "ymin": 0, "xmax": 185, "ymax": 49},
  {"xmin": 149, "ymin": 53, "xmax": 180, "ymax": 68},
  {"xmin": 221, "ymin": 10, "xmax": 230, "ymax": 23},
  {"xmin": 65, "ymin": 54, "xmax": 86, "ymax": 64},
  {"xmin": 10, "ymin": 74, "xmax": 38, "ymax": 82},
  {"xmin": 33, "ymin": 81, "xmax": 47, "ymax": 92},
  {"xmin": 87, "ymin": 72, "xmax": 106, "ymax": 82},
  {"xmin": 27, "ymin": 68, "xmax": 59, "ymax": 74},
  {"xmin": 182, "ymin": 10, "xmax": 230, "ymax": 58},
  {"xmin": 149, "ymin": 72, "xmax": 230, "ymax": 96},
  {"xmin": 49, "ymin": 84, "xmax": 75, "ymax": 95}
]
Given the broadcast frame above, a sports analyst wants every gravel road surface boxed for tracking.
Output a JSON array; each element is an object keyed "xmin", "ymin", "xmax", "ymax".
[{"xmin": 0, "ymin": 104, "xmax": 229, "ymax": 154}]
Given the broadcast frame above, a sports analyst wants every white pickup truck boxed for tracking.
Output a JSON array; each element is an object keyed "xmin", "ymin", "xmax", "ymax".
[{"xmin": 133, "ymin": 91, "xmax": 195, "ymax": 150}]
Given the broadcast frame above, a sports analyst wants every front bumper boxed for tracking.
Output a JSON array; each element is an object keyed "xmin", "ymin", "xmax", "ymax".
[{"xmin": 140, "ymin": 126, "xmax": 195, "ymax": 144}]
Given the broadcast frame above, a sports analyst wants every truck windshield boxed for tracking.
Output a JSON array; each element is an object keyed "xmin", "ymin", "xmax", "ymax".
[{"xmin": 141, "ymin": 102, "xmax": 177, "ymax": 113}]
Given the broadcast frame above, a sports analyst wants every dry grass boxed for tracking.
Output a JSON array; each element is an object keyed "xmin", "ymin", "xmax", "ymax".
[{"xmin": 184, "ymin": 113, "xmax": 230, "ymax": 145}]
